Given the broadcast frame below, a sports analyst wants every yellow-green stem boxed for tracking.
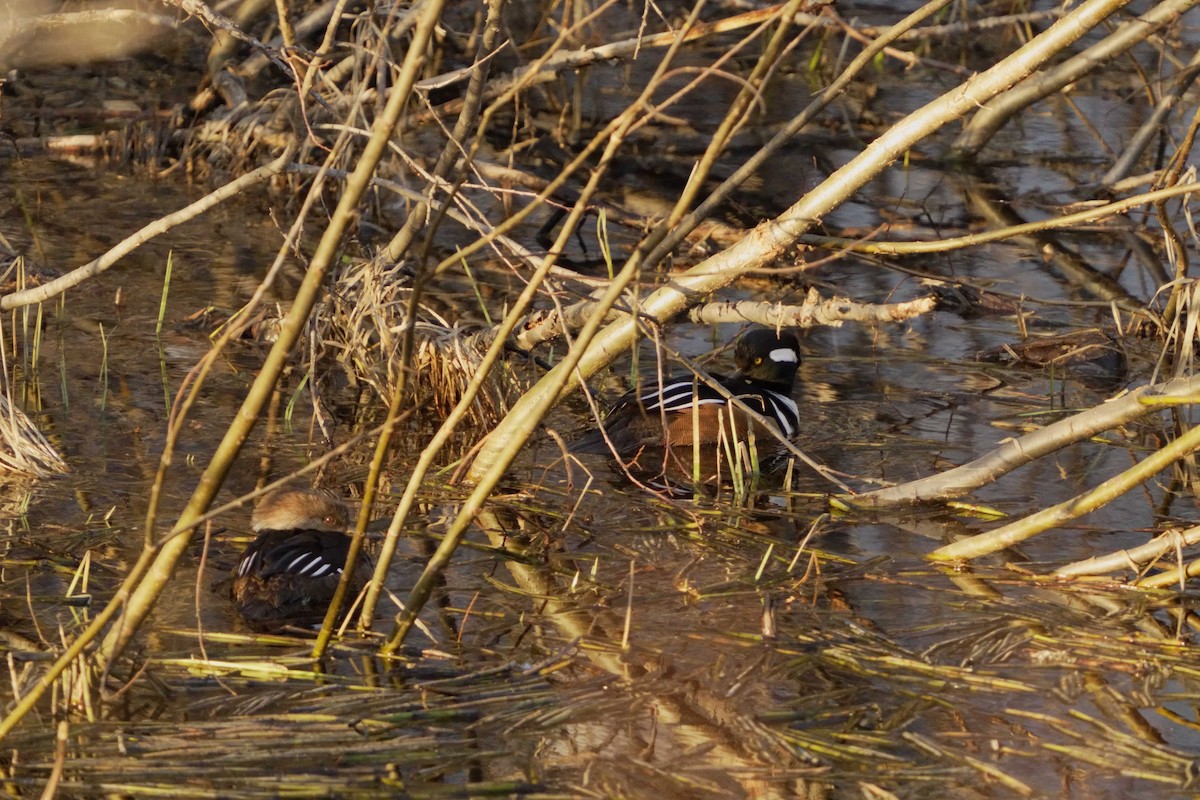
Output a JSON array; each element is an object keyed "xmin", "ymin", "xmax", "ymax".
[
  {"xmin": 92, "ymin": 0, "xmax": 447, "ymax": 671},
  {"xmin": 931, "ymin": 420, "xmax": 1200, "ymax": 561}
]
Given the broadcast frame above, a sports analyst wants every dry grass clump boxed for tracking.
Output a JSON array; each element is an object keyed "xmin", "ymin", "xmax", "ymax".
[
  {"xmin": 0, "ymin": 393, "xmax": 66, "ymax": 478},
  {"xmin": 0, "ymin": 261, "xmax": 65, "ymax": 478},
  {"xmin": 321, "ymin": 259, "xmax": 523, "ymax": 424}
]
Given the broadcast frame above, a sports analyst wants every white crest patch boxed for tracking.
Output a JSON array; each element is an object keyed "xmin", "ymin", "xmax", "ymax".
[{"xmin": 769, "ymin": 347, "xmax": 799, "ymax": 363}]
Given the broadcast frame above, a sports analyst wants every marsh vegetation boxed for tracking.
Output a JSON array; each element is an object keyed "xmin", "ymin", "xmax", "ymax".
[{"xmin": 3, "ymin": 0, "xmax": 1200, "ymax": 796}]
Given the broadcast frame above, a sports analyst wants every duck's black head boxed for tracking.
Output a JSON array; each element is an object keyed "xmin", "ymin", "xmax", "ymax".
[{"xmin": 733, "ymin": 329, "xmax": 801, "ymax": 388}]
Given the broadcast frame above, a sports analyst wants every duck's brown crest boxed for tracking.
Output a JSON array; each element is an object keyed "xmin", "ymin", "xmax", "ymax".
[{"xmin": 251, "ymin": 488, "xmax": 349, "ymax": 532}]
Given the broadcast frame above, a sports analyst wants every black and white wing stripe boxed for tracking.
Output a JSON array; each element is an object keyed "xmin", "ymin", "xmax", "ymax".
[
  {"xmin": 637, "ymin": 374, "xmax": 799, "ymax": 438},
  {"xmin": 722, "ymin": 385, "xmax": 799, "ymax": 438},
  {"xmin": 759, "ymin": 388, "xmax": 799, "ymax": 438},
  {"xmin": 638, "ymin": 374, "xmax": 735, "ymax": 413},
  {"xmin": 236, "ymin": 529, "xmax": 349, "ymax": 581}
]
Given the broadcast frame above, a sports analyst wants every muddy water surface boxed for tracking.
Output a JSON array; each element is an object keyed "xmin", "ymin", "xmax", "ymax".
[{"xmin": 2, "ymin": 23, "xmax": 1200, "ymax": 800}]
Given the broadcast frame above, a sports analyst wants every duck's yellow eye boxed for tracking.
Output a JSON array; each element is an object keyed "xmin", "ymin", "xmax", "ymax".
[{"xmin": 755, "ymin": 357, "xmax": 763, "ymax": 365}]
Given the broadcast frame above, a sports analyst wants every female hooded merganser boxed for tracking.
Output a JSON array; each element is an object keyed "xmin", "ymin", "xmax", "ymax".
[
  {"xmin": 231, "ymin": 488, "xmax": 371, "ymax": 630},
  {"xmin": 572, "ymin": 328, "xmax": 802, "ymax": 458}
]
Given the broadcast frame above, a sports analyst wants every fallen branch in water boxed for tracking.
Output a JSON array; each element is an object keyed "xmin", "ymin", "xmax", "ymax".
[
  {"xmin": 687, "ymin": 292, "xmax": 937, "ymax": 328},
  {"xmin": 929, "ymin": 413, "xmax": 1200, "ymax": 562},
  {"xmin": 850, "ymin": 376, "xmax": 1200, "ymax": 510},
  {"xmin": 514, "ymin": 290, "xmax": 936, "ymax": 351},
  {"xmin": 1054, "ymin": 524, "xmax": 1200, "ymax": 580},
  {"xmin": 0, "ymin": 148, "xmax": 294, "ymax": 311}
]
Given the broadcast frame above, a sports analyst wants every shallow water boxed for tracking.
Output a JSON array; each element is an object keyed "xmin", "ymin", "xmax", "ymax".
[
  {"xmin": 3, "ymin": 3, "xmax": 1200, "ymax": 798},
  {"xmin": 0, "ymin": 159, "xmax": 1185, "ymax": 796}
]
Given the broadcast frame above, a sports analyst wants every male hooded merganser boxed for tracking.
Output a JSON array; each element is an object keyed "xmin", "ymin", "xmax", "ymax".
[
  {"xmin": 231, "ymin": 488, "xmax": 372, "ymax": 630},
  {"xmin": 572, "ymin": 328, "xmax": 802, "ymax": 458}
]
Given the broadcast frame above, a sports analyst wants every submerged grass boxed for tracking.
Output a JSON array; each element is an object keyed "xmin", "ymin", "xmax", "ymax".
[{"xmin": 3, "ymin": 441, "xmax": 1200, "ymax": 797}]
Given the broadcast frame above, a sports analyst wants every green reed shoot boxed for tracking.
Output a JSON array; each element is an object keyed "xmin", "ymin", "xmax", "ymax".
[
  {"xmin": 458, "ymin": 253, "xmax": 492, "ymax": 326},
  {"xmin": 17, "ymin": 257, "xmax": 29, "ymax": 373},
  {"xmin": 285, "ymin": 369, "xmax": 312, "ymax": 430},
  {"xmin": 157, "ymin": 250, "xmax": 174, "ymax": 338},
  {"xmin": 158, "ymin": 341, "xmax": 171, "ymax": 415},
  {"xmin": 65, "ymin": 550, "xmax": 92, "ymax": 600},
  {"xmin": 30, "ymin": 301, "xmax": 43, "ymax": 383},
  {"xmin": 155, "ymin": 255, "xmax": 173, "ymax": 413},
  {"xmin": 56, "ymin": 291, "xmax": 68, "ymax": 410},
  {"xmin": 98, "ymin": 322, "xmax": 109, "ymax": 412},
  {"xmin": 58, "ymin": 350, "xmax": 68, "ymax": 413},
  {"xmin": 755, "ymin": 542, "xmax": 774, "ymax": 582},
  {"xmin": 597, "ymin": 209, "xmax": 613, "ymax": 281}
]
